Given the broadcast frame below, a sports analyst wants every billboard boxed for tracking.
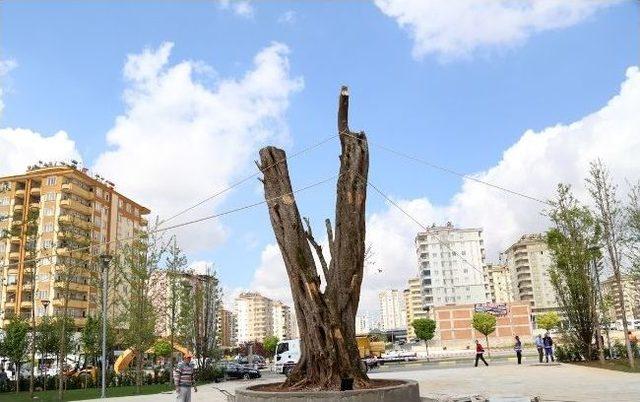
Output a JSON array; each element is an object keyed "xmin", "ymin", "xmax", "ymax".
[{"xmin": 474, "ymin": 303, "xmax": 508, "ymax": 316}]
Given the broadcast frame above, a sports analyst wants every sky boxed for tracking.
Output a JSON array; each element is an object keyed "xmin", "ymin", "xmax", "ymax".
[{"xmin": 1, "ymin": 0, "xmax": 638, "ymax": 314}]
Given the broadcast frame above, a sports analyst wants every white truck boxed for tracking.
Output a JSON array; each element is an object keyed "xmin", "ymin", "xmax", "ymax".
[{"xmin": 273, "ymin": 339, "xmax": 301, "ymax": 375}]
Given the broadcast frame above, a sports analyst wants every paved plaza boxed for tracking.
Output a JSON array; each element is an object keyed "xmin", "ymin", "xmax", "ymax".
[{"xmin": 81, "ymin": 362, "xmax": 640, "ymax": 402}]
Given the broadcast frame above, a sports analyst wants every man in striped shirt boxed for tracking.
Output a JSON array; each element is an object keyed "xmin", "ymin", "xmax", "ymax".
[{"xmin": 174, "ymin": 354, "xmax": 197, "ymax": 402}]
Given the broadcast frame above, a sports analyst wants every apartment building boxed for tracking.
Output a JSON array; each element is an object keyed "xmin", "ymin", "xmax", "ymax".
[
  {"xmin": 602, "ymin": 275, "xmax": 640, "ymax": 322},
  {"xmin": 379, "ymin": 289, "xmax": 406, "ymax": 331},
  {"xmin": 272, "ymin": 301, "xmax": 293, "ymax": 341},
  {"xmin": 415, "ymin": 223, "xmax": 489, "ymax": 310},
  {"xmin": 148, "ymin": 270, "xmax": 219, "ymax": 340},
  {"xmin": 484, "ymin": 263, "xmax": 514, "ymax": 303},
  {"xmin": 218, "ymin": 308, "xmax": 237, "ymax": 348},
  {"xmin": 501, "ymin": 234, "xmax": 558, "ymax": 324},
  {"xmin": 0, "ymin": 162, "xmax": 149, "ymax": 328},
  {"xmin": 355, "ymin": 314, "xmax": 372, "ymax": 335},
  {"xmin": 234, "ymin": 292, "xmax": 293, "ymax": 344},
  {"xmin": 403, "ymin": 277, "xmax": 430, "ymax": 339}
]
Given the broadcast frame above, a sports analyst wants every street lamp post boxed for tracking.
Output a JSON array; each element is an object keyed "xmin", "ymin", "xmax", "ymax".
[
  {"xmin": 99, "ymin": 254, "xmax": 112, "ymax": 399},
  {"xmin": 41, "ymin": 299, "xmax": 50, "ymax": 390}
]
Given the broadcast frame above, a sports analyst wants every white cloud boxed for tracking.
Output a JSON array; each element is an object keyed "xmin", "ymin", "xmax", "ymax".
[
  {"xmin": 93, "ymin": 41, "xmax": 303, "ymax": 252},
  {"xmin": 249, "ymin": 243, "xmax": 293, "ymax": 305},
  {"xmin": 278, "ymin": 10, "xmax": 297, "ymax": 25},
  {"xmin": 0, "ymin": 128, "xmax": 82, "ymax": 176},
  {"xmin": 249, "ymin": 66, "xmax": 640, "ymax": 312},
  {"xmin": 0, "ymin": 59, "xmax": 18, "ymax": 117},
  {"xmin": 189, "ymin": 260, "xmax": 216, "ymax": 275},
  {"xmin": 375, "ymin": 0, "xmax": 618, "ymax": 60},
  {"xmin": 219, "ymin": 0, "xmax": 254, "ymax": 18}
]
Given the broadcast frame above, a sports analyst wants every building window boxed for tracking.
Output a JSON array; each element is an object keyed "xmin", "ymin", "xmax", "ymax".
[
  {"xmin": 7, "ymin": 275, "xmax": 17, "ymax": 285},
  {"xmin": 43, "ymin": 240, "xmax": 53, "ymax": 249},
  {"xmin": 46, "ymin": 177, "xmax": 56, "ymax": 186},
  {"xmin": 0, "ymin": 197, "xmax": 9, "ymax": 206},
  {"xmin": 43, "ymin": 208, "xmax": 54, "ymax": 217},
  {"xmin": 44, "ymin": 223, "xmax": 54, "ymax": 232},
  {"xmin": 118, "ymin": 200, "xmax": 123, "ymax": 208},
  {"xmin": 44, "ymin": 192, "xmax": 56, "ymax": 202},
  {"xmin": 96, "ymin": 188, "xmax": 103, "ymax": 197}
]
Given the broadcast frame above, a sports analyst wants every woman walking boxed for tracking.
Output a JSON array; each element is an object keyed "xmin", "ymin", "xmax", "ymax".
[
  {"xmin": 514, "ymin": 335, "xmax": 523, "ymax": 365},
  {"xmin": 474, "ymin": 340, "xmax": 489, "ymax": 367}
]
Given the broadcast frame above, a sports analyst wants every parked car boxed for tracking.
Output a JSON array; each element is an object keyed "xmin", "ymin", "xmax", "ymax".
[{"xmin": 218, "ymin": 362, "xmax": 261, "ymax": 380}]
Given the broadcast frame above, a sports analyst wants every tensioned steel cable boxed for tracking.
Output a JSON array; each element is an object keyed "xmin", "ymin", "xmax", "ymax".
[
  {"xmin": 157, "ymin": 132, "xmax": 342, "ymax": 227},
  {"xmin": 340, "ymin": 131, "xmax": 552, "ymax": 207},
  {"xmin": 358, "ymin": 172, "xmax": 487, "ymax": 278},
  {"xmin": 0, "ymin": 173, "xmax": 339, "ymax": 271}
]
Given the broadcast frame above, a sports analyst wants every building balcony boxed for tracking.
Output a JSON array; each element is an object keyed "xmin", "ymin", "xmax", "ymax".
[
  {"xmin": 20, "ymin": 300, "xmax": 35, "ymax": 309},
  {"xmin": 9, "ymin": 251, "xmax": 21, "ymax": 259},
  {"xmin": 517, "ymin": 272, "xmax": 531, "ymax": 280},
  {"xmin": 9, "ymin": 235, "xmax": 21, "ymax": 243},
  {"xmin": 56, "ymin": 247, "xmax": 91, "ymax": 261},
  {"xmin": 61, "ymin": 183, "xmax": 94, "ymax": 200},
  {"xmin": 59, "ymin": 231, "xmax": 91, "ymax": 245},
  {"xmin": 14, "ymin": 204, "xmax": 23, "ymax": 212},
  {"xmin": 15, "ymin": 189, "xmax": 25, "ymax": 197},
  {"xmin": 59, "ymin": 215, "xmax": 93, "ymax": 231},
  {"xmin": 60, "ymin": 199, "xmax": 93, "ymax": 216},
  {"xmin": 140, "ymin": 217, "xmax": 148, "ymax": 226},
  {"xmin": 29, "ymin": 202, "xmax": 41, "ymax": 210},
  {"xmin": 11, "ymin": 219, "xmax": 23, "ymax": 226},
  {"xmin": 30, "ymin": 187, "xmax": 41, "ymax": 196},
  {"xmin": 53, "ymin": 298, "xmax": 88, "ymax": 309},
  {"xmin": 515, "ymin": 258, "xmax": 529, "ymax": 265},
  {"xmin": 54, "ymin": 281, "xmax": 90, "ymax": 292}
]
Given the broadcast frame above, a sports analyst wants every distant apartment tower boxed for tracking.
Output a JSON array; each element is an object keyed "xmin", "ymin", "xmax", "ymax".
[
  {"xmin": 484, "ymin": 263, "xmax": 514, "ymax": 303},
  {"xmin": 404, "ymin": 277, "xmax": 430, "ymax": 339},
  {"xmin": 148, "ymin": 270, "xmax": 219, "ymax": 339},
  {"xmin": 272, "ymin": 301, "xmax": 293, "ymax": 340},
  {"xmin": 218, "ymin": 308, "xmax": 237, "ymax": 348},
  {"xmin": 378, "ymin": 289, "xmax": 406, "ymax": 331},
  {"xmin": 501, "ymin": 234, "xmax": 558, "ymax": 322},
  {"xmin": 355, "ymin": 314, "xmax": 372, "ymax": 335},
  {"xmin": 602, "ymin": 275, "xmax": 640, "ymax": 322},
  {"xmin": 415, "ymin": 223, "xmax": 489, "ymax": 309},
  {"xmin": 0, "ymin": 162, "xmax": 149, "ymax": 328},
  {"xmin": 234, "ymin": 292, "xmax": 293, "ymax": 344}
]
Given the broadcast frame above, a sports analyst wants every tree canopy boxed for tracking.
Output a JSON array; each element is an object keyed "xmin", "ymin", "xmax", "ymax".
[{"xmin": 536, "ymin": 311, "xmax": 561, "ymax": 331}]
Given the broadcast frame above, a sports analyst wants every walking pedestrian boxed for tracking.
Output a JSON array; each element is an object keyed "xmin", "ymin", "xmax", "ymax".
[
  {"xmin": 629, "ymin": 331, "xmax": 639, "ymax": 357},
  {"xmin": 0, "ymin": 367, "xmax": 8, "ymax": 392},
  {"xmin": 543, "ymin": 332, "xmax": 554, "ymax": 363},
  {"xmin": 514, "ymin": 335, "xmax": 523, "ymax": 365},
  {"xmin": 474, "ymin": 340, "xmax": 489, "ymax": 367},
  {"xmin": 535, "ymin": 334, "xmax": 544, "ymax": 363},
  {"xmin": 174, "ymin": 354, "xmax": 197, "ymax": 402}
]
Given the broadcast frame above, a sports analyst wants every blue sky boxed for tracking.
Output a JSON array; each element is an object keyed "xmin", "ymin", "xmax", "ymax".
[{"xmin": 1, "ymin": 1, "xmax": 638, "ymax": 310}]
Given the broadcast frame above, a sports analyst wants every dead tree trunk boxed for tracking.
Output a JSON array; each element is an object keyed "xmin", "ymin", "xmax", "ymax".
[{"xmin": 259, "ymin": 86, "xmax": 369, "ymax": 390}]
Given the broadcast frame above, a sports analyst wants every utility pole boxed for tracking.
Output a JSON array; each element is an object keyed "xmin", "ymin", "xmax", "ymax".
[{"xmin": 100, "ymin": 254, "xmax": 112, "ymax": 399}]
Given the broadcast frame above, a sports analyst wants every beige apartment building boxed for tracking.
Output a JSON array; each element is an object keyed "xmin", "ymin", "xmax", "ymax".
[
  {"xmin": 234, "ymin": 292, "xmax": 293, "ymax": 344},
  {"xmin": 0, "ymin": 162, "xmax": 149, "ymax": 328},
  {"xmin": 218, "ymin": 308, "xmax": 237, "ymax": 348},
  {"xmin": 501, "ymin": 234, "xmax": 558, "ymax": 325},
  {"xmin": 404, "ymin": 277, "xmax": 430, "ymax": 339},
  {"xmin": 602, "ymin": 275, "xmax": 640, "ymax": 322},
  {"xmin": 484, "ymin": 263, "xmax": 514, "ymax": 303},
  {"xmin": 379, "ymin": 289, "xmax": 406, "ymax": 331}
]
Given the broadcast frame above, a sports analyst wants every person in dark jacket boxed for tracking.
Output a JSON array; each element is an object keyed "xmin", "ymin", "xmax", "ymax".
[
  {"xmin": 514, "ymin": 335, "xmax": 523, "ymax": 364},
  {"xmin": 543, "ymin": 332, "xmax": 554, "ymax": 363},
  {"xmin": 474, "ymin": 340, "xmax": 489, "ymax": 367}
]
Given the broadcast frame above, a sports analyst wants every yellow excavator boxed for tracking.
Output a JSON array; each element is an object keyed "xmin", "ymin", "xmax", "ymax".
[{"xmin": 114, "ymin": 340, "xmax": 191, "ymax": 374}]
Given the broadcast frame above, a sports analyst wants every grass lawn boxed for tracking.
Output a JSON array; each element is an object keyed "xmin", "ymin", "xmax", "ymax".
[
  {"xmin": 573, "ymin": 359, "xmax": 640, "ymax": 373},
  {"xmin": 2, "ymin": 383, "xmax": 175, "ymax": 402}
]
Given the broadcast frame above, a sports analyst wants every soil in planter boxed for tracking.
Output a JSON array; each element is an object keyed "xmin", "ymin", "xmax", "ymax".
[{"xmin": 250, "ymin": 379, "xmax": 404, "ymax": 393}]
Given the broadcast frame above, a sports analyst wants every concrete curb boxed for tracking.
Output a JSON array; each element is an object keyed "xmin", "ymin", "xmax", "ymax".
[{"xmin": 235, "ymin": 379, "xmax": 420, "ymax": 402}]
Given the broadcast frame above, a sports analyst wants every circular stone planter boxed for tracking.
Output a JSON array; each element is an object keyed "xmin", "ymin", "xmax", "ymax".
[{"xmin": 235, "ymin": 380, "xmax": 420, "ymax": 402}]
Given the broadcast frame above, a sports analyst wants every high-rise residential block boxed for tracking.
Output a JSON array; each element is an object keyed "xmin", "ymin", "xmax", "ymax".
[
  {"xmin": 378, "ymin": 289, "xmax": 406, "ymax": 331},
  {"xmin": 234, "ymin": 292, "xmax": 293, "ymax": 344},
  {"xmin": 501, "ymin": 234, "xmax": 558, "ymax": 322},
  {"xmin": 484, "ymin": 263, "xmax": 514, "ymax": 303},
  {"xmin": 403, "ymin": 277, "xmax": 430, "ymax": 339},
  {"xmin": 272, "ymin": 300, "xmax": 293, "ymax": 340},
  {"xmin": 218, "ymin": 308, "xmax": 237, "ymax": 348},
  {"xmin": 415, "ymin": 223, "xmax": 489, "ymax": 309},
  {"xmin": 602, "ymin": 275, "xmax": 640, "ymax": 322},
  {"xmin": 0, "ymin": 162, "xmax": 149, "ymax": 328}
]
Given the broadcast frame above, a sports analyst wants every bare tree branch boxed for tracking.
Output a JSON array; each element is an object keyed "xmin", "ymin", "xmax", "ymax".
[{"xmin": 303, "ymin": 217, "xmax": 330, "ymax": 282}]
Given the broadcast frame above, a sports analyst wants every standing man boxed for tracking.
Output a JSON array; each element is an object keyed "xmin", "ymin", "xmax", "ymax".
[
  {"xmin": 535, "ymin": 334, "xmax": 544, "ymax": 363},
  {"xmin": 514, "ymin": 336, "xmax": 523, "ymax": 365},
  {"xmin": 0, "ymin": 367, "xmax": 8, "ymax": 392},
  {"xmin": 543, "ymin": 332, "xmax": 554, "ymax": 363},
  {"xmin": 474, "ymin": 340, "xmax": 489, "ymax": 367},
  {"xmin": 174, "ymin": 354, "xmax": 197, "ymax": 402}
]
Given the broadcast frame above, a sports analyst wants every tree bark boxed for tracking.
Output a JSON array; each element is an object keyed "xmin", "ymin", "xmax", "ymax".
[{"xmin": 259, "ymin": 86, "xmax": 369, "ymax": 390}]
